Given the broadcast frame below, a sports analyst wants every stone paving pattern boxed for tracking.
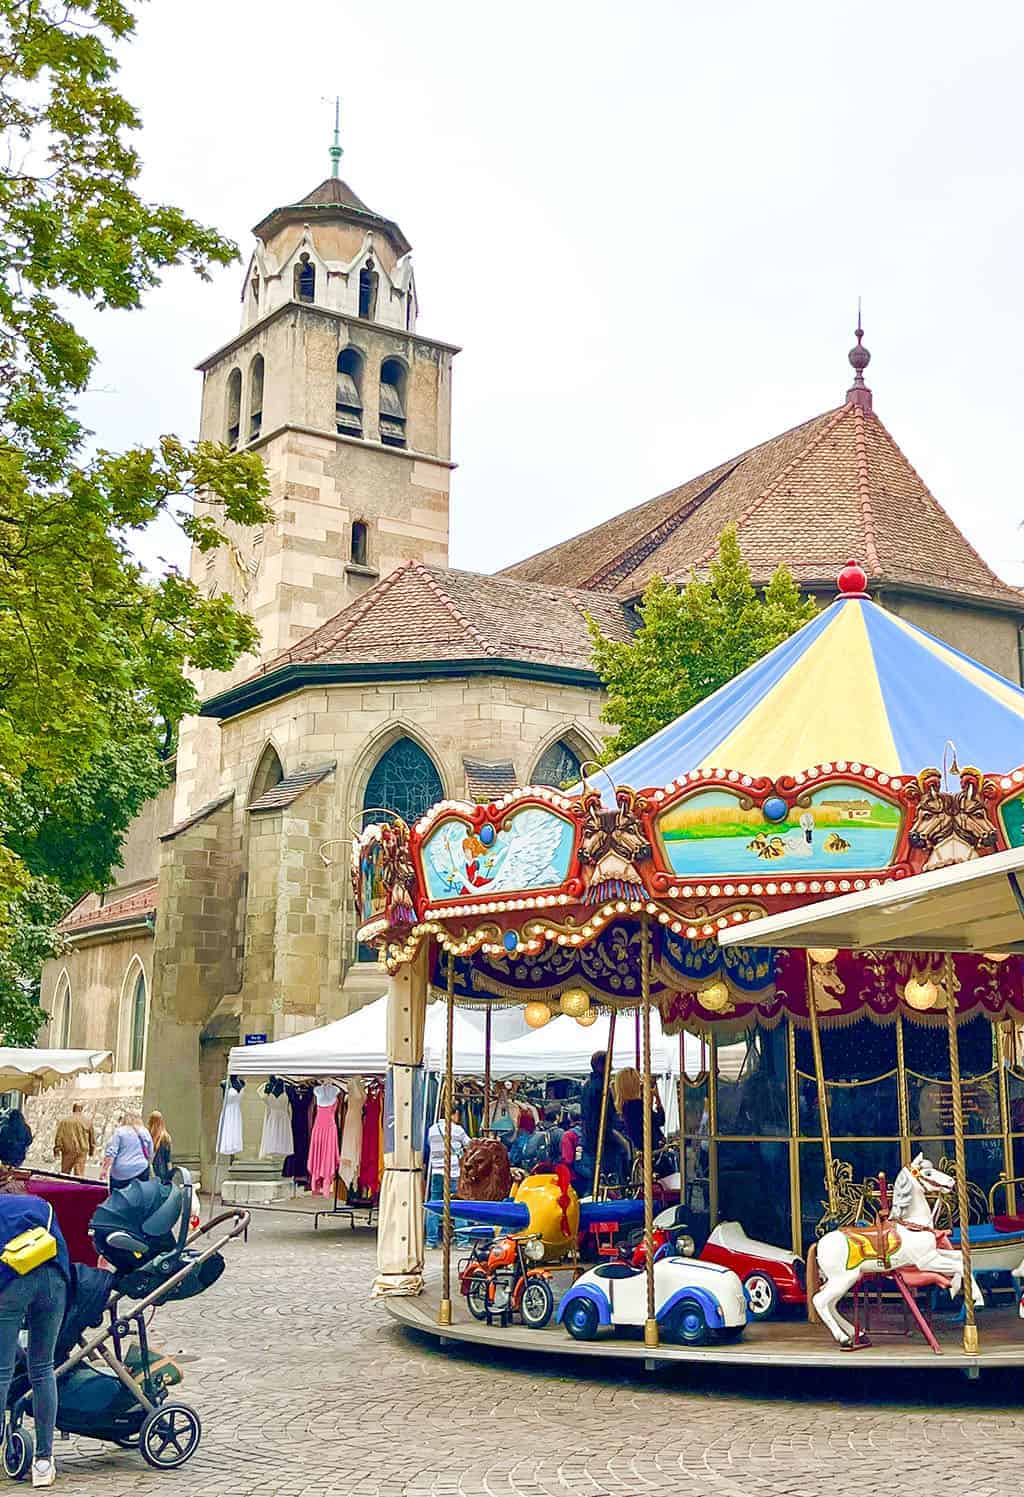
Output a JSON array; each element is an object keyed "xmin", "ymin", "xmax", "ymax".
[{"xmin": 56, "ymin": 1212, "xmax": 1024, "ymax": 1496}]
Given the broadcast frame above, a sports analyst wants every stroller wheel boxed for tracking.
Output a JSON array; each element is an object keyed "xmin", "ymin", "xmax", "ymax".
[
  {"xmin": 3, "ymin": 1426, "xmax": 34, "ymax": 1481},
  {"xmin": 139, "ymin": 1404, "xmax": 201, "ymax": 1470}
]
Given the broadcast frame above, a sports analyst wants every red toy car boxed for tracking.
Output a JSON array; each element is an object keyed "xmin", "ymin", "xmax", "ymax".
[{"xmin": 698, "ymin": 1221, "xmax": 806, "ymax": 1319}]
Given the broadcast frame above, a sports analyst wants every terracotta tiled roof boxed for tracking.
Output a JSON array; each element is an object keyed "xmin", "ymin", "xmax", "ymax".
[
  {"xmin": 248, "ymin": 763, "xmax": 336, "ymax": 813},
  {"xmin": 58, "ymin": 883, "xmax": 157, "ymax": 937},
  {"xmin": 254, "ymin": 563, "xmax": 634, "ymax": 676},
  {"xmin": 501, "ymin": 401, "xmax": 1023, "ymax": 609},
  {"xmin": 159, "ymin": 792, "xmax": 234, "ymax": 843},
  {"xmin": 297, "ymin": 177, "xmax": 374, "ymax": 213}
]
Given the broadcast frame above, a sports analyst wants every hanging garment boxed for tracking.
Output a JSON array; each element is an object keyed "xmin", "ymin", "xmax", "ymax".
[
  {"xmin": 216, "ymin": 1086, "xmax": 244, "ymax": 1156},
  {"xmin": 338, "ymin": 1076, "xmax": 366, "ymax": 1188},
  {"xmin": 283, "ymin": 1086, "xmax": 312, "ymax": 1181},
  {"xmin": 307, "ymin": 1083, "xmax": 341, "ymax": 1197},
  {"xmin": 258, "ymin": 1085, "xmax": 293, "ymax": 1158},
  {"xmin": 358, "ymin": 1085, "xmax": 383, "ymax": 1197}
]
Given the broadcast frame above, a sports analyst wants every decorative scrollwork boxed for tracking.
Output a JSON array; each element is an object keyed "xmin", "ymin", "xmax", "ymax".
[
  {"xmin": 931, "ymin": 1157, "xmax": 989, "ymax": 1227},
  {"xmin": 814, "ymin": 1158, "xmax": 868, "ymax": 1237}
]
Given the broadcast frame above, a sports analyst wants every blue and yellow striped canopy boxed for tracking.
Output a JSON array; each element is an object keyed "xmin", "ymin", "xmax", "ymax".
[{"xmin": 604, "ymin": 594, "xmax": 1024, "ymax": 787}]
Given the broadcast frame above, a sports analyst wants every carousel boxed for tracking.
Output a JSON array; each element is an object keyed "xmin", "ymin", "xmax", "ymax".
[{"xmin": 357, "ymin": 563, "xmax": 1024, "ymax": 1372}]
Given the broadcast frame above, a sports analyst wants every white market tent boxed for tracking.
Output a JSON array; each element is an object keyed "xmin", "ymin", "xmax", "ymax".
[
  {"xmin": 0, "ymin": 1048, "xmax": 112, "ymax": 1096},
  {"xmin": 227, "ymin": 997, "xmax": 744, "ymax": 1083}
]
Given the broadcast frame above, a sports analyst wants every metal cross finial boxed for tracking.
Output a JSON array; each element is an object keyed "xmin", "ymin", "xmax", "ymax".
[{"xmin": 326, "ymin": 96, "xmax": 343, "ymax": 178}]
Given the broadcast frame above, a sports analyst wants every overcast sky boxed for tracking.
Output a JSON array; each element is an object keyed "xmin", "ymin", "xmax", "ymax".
[{"xmin": 79, "ymin": 0, "xmax": 1024, "ymax": 588}]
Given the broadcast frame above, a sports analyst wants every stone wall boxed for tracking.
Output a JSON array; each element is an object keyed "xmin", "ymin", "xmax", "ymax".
[{"xmin": 21, "ymin": 1073, "xmax": 143, "ymax": 1173}]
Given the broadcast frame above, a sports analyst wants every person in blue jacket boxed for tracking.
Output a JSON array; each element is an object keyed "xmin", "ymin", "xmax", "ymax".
[{"xmin": 0, "ymin": 1114, "xmax": 70, "ymax": 1489}]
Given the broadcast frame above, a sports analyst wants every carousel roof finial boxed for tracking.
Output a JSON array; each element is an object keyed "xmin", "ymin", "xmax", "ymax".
[
  {"xmin": 836, "ymin": 559, "xmax": 869, "ymax": 598},
  {"xmin": 846, "ymin": 301, "xmax": 872, "ymax": 412}
]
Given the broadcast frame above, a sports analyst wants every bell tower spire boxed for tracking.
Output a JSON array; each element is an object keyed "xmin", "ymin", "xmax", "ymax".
[
  {"xmin": 327, "ymin": 95, "xmax": 342, "ymax": 178},
  {"xmin": 846, "ymin": 300, "xmax": 873, "ymax": 412}
]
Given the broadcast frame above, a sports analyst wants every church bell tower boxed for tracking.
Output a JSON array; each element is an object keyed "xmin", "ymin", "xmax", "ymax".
[{"xmin": 174, "ymin": 132, "xmax": 458, "ymax": 817}]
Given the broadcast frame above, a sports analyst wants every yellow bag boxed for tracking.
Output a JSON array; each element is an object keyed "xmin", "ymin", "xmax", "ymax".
[{"xmin": 1, "ymin": 1205, "xmax": 57, "ymax": 1276}]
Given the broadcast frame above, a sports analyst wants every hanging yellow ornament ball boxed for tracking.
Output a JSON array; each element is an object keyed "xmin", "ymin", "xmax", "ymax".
[
  {"xmin": 808, "ymin": 948, "xmax": 839, "ymax": 965},
  {"xmin": 524, "ymin": 1001, "xmax": 552, "ymax": 1029},
  {"xmin": 903, "ymin": 976, "xmax": 940, "ymax": 1011},
  {"xmin": 984, "ymin": 951, "xmax": 1011, "ymax": 963},
  {"xmin": 560, "ymin": 988, "xmax": 590, "ymax": 1019},
  {"xmin": 699, "ymin": 980, "xmax": 730, "ymax": 1012},
  {"xmin": 575, "ymin": 1006, "xmax": 599, "ymax": 1027}
]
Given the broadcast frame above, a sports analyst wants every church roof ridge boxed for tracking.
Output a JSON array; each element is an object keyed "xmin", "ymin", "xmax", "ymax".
[{"xmin": 252, "ymin": 176, "xmax": 411, "ymax": 256}]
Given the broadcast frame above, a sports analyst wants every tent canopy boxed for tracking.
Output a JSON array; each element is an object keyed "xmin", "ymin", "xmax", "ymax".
[
  {"xmin": 0, "ymin": 1048, "xmax": 112, "ymax": 1096},
  {"xmin": 718, "ymin": 844, "xmax": 1024, "ymax": 955},
  {"xmin": 602, "ymin": 591, "xmax": 1024, "ymax": 790}
]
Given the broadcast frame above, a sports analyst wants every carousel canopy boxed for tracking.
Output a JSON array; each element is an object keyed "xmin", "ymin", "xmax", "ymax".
[
  {"xmin": 718, "ymin": 844, "xmax": 1024, "ymax": 956},
  {"xmin": 602, "ymin": 583, "xmax": 1024, "ymax": 789}
]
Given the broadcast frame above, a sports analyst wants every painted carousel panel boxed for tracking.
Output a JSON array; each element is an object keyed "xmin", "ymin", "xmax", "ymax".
[
  {"xmin": 420, "ymin": 807, "xmax": 576, "ymax": 901},
  {"xmin": 655, "ymin": 784, "xmax": 902, "ymax": 877}
]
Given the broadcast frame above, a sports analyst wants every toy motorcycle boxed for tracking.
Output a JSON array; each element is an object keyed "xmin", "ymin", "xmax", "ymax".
[{"xmin": 458, "ymin": 1229, "xmax": 554, "ymax": 1329}]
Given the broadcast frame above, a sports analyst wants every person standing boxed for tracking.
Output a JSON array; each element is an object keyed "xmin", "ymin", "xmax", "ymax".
[
  {"xmin": 52, "ymin": 1103, "xmax": 94, "ymax": 1178},
  {"xmin": 146, "ymin": 1112, "xmax": 173, "ymax": 1185},
  {"xmin": 581, "ymin": 1051, "xmax": 630, "ymax": 1185},
  {"xmin": 0, "ymin": 1138, "xmax": 71, "ymax": 1486},
  {"xmin": 424, "ymin": 1109, "xmax": 469, "ymax": 1248},
  {"xmin": 99, "ymin": 1113, "xmax": 153, "ymax": 1190},
  {"xmin": 613, "ymin": 1067, "xmax": 665, "ymax": 1153}
]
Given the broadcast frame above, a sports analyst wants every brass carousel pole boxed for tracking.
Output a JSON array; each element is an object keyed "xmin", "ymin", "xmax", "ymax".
[
  {"xmin": 786, "ymin": 1018, "xmax": 802, "ymax": 1256},
  {"xmin": 677, "ymin": 1032, "xmax": 686, "ymax": 1207},
  {"xmin": 894, "ymin": 1009, "xmax": 911, "ymax": 1167},
  {"xmin": 997, "ymin": 1023, "xmax": 1017, "ymax": 1215},
  {"xmin": 943, "ymin": 953, "xmax": 979, "ymax": 1355},
  {"xmin": 640, "ymin": 915, "xmax": 659, "ymax": 1349},
  {"xmin": 438, "ymin": 951, "xmax": 456, "ymax": 1327},
  {"xmin": 483, "ymin": 1005, "xmax": 492, "ymax": 1129},
  {"xmin": 708, "ymin": 1034, "xmax": 719, "ymax": 1225},
  {"xmin": 591, "ymin": 1008, "xmax": 617, "ymax": 1196},
  {"xmin": 804, "ymin": 951, "xmax": 837, "ymax": 1218}
]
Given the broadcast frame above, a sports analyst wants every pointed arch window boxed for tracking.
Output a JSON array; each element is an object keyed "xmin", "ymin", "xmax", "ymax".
[
  {"xmin": 129, "ymin": 967, "xmax": 147, "ymax": 1071},
  {"xmin": 532, "ymin": 739, "xmax": 583, "ymax": 789},
  {"xmin": 358, "ymin": 258, "xmax": 378, "ymax": 320},
  {"xmin": 249, "ymin": 354, "xmax": 264, "ymax": 441},
  {"xmin": 359, "ymin": 737, "xmax": 443, "ymax": 958},
  {"xmin": 53, "ymin": 973, "xmax": 72, "ymax": 1049},
  {"xmin": 295, "ymin": 254, "xmax": 316, "ymax": 303},
  {"xmin": 226, "ymin": 367, "xmax": 242, "ymax": 448},
  {"xmin": 336, "ymin": 346, "xmax": 363, "ymax": 437},
  {"xmin": 250, "ymin": 743, "xmax": 284, "ymax": 804},
  {"xmin": 379, "ymin": 358, "xmax": 407, "ymax": 448}
]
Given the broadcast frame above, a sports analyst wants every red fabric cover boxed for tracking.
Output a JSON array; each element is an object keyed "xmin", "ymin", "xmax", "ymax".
[
  {"xmin": 993, "ymin": 1214, "xmax": 1024, "ymax": 1234},
  {"xmin": 25, "ymin": 1175, "xmax": 106, "ymax": 1267}
]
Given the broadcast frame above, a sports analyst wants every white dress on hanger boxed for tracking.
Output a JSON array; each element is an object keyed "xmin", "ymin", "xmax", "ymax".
[
  {"xmin": 216, "ymin": 1085, "xmax": 244, "ymax": 1156},
  {"xmin": 258, "ymin": 1086, "xmax": 292, "ymax": 1158},
  {"xmin": 338, "ymin": 1076, "xmax": 366, "ymax": 1187}
]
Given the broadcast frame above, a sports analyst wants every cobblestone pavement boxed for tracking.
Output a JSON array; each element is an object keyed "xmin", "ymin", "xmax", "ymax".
[{"xmin": 54, "ymin": 1211, "xmax": 1024, "ymax": 1496}]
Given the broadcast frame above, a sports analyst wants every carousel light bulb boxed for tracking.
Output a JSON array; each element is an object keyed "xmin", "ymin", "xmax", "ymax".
[
  {"xmin": 575, "ymin": 1007, "xmax": 599, "ymax": 1027},
  {"xmin": 699, "ymin": 980, "xmax": 730, "ymax": 1012},
  {"xmin": 808, "ymin": 948, "xmax": 838, "ymax": 965},
  {"xmin": 984, "ymin": 952, "xmax": 1011, "ymax": 963},
  {"xmin": 524, "ymin": 1001, "xmax": 552, "ymax": 1029},
  {"xmin": 560, "ymin": 988, "xmax": 590, "ymax": 1019},
  {"xmin": 903, "ymin": 975, "xmax": 940, "ymax": 1011}
]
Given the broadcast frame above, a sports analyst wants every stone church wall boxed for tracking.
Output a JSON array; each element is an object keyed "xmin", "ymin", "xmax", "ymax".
[{"xmin": 20, "ymin": 1074, "xmax": 143, "ymax": 1173}]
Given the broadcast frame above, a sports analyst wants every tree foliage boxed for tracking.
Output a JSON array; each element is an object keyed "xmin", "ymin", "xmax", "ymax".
[
  {"xmin": 0, "ymin": 0, "xmax": 272, "ymax": 1036},
  {"xmin": 588, "ymin": 527, "xmax": 817, "ymax": 761}
]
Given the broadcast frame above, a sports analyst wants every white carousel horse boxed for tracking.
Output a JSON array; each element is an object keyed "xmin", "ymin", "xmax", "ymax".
[{"xmin": 809, "ymin": 1153, "xmax": 983, "ymax": 1347}]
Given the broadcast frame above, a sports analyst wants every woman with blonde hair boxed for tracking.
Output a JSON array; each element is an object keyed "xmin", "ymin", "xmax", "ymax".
[
  {"xmin": 614, "ymin": 1066, "xmax": 665, "ymax": 1152},
  {"xmin": 147, "ymin": 1112, "xmax": 173, "ymax": 1184}
]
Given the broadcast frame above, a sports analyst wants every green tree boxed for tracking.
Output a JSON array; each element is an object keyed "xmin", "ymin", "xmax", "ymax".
[
  {"xmin": 588, "ymin": 527, "xmax": 816, "ymax": 760},
  {"xmin": 0, "ymin": 0, "xmax": 272, "ymax": 1037}
]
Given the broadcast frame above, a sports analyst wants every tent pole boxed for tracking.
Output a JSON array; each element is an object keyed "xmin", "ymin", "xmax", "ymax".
[
  {"xmin": 208, "ymin": 1055, "xmax": 232, "ymax": 1222},
  {"xmin": 438, "ymin": 951, "xmax": 456, "ymax": 1327},
  {"xmin": 640, "ymin": 916, "xmax": 658, "ymax": 1349},
  {"xmin": 483, "ymin": 1006, "xmax": 492, "ymax": 1129},
  {"xmin": 591, "ymin": 1009, "xmax": 617, "ymax": 1197},
  {"xmin": 943, "ymin": 954, "xmax": 979, "ymax": 1355},
  {"xmin": 804, "ymin": 951, "xmax": 836, "ymax": 1219}
]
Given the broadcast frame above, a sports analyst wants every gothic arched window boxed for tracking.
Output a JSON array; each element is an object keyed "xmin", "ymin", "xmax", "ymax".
[
  {"xmin": 226, "ymin": 367, "xmax": 242, "ymax": 448},
  {"xmin": 359, "ymin": 738, "xmax": 442, "ymax": 959},
  {"xmin": 336, "ymin": 346, "xmax": 363, "ymax": 437},
  {"xmin": 53, "ymin": 973, "xmax": 72, "ymax": 1048},
  {"xmin": 249, "ymin": 354, "xmax": 264, "ymax": 441},
  {"xmin": 532, "ymin": 739, "xmax": 583, "ymax": 789},
  {"xmin": 295, "ymin": 254, "xmax": 315, "ymax": 303},
  {"xmin": 249, "ymin": 743, "xmax": 284, "ymax": 804},
  {"xmin": 129, "ymin": 968, "xmax": 147, "ymax": 1071},
  {"xmin": 379, "ymin": 358, "xmax": 407, "ymax": 448},
  {"xmin": 350, "ymin": 519, "xmax": 368, "ymax": 567}
]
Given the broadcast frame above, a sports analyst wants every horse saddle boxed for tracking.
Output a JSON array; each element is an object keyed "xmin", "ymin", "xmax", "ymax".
[{"xmin": 842, "ymin": 1224, "xmax": 901, "ymax": 1272}]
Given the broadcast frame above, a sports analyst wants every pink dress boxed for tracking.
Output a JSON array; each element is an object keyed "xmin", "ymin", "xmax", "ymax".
[{"xmin": 307, "ymin": 1083, "xmax": 341, "ymax": 1197}]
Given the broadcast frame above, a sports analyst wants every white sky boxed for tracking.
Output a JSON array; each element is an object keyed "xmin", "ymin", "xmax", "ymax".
[{"xmin": 78, "ymin": 0, "xmax": 1024, "ymax": 586}]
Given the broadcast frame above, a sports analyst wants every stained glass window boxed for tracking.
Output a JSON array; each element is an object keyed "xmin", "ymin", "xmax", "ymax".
[
  {"xmin": 130, "ymin": 969, "xmax": 147, "ymax": 1071},
  {"xmin": 359, "ymin": 738, "xmax": 443, "ymax": 959},
  {"xmin": 532, "ymin": 739, "xmax": 582, "ymax": 789}
]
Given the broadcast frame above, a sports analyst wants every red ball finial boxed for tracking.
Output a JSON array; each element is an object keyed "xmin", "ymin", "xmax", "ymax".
[{"xmin": 837, "ymin": 560, "xmax": 868, "ymax": 597}]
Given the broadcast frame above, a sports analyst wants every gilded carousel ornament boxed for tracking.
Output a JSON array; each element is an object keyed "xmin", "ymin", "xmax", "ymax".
[
  {"xmin": 577, "ymin": 785, "xmax": 652, "ymax": 903},
  {"xmin": 907, "ymin": 765, "xmax": 999, "ymax": 871}
]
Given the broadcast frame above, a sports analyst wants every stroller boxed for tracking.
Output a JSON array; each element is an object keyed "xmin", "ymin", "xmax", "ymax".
[{"xmin": 2, "ymin": 1170, "xmax": 248, "ymax": 1477}]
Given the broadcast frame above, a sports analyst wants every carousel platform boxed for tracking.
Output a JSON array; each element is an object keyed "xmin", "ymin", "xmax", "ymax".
[{"xmin": 385, "ymin": 1271, "xmax": 1024, "ymax": 1376}]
